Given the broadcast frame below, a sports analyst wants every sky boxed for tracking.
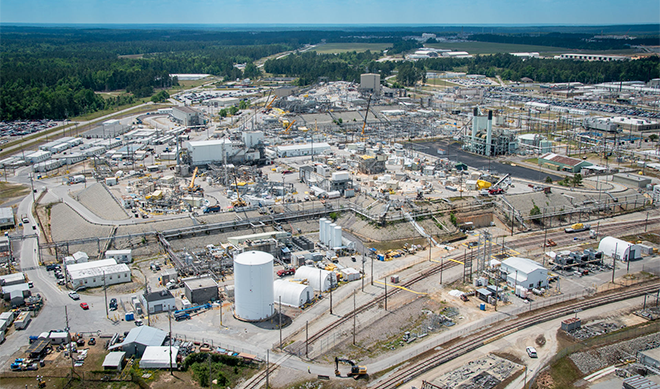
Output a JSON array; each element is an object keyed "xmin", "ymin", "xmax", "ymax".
[{"xmin": 1, "ymin": 0, "xmax": 658, "ymax": 25}]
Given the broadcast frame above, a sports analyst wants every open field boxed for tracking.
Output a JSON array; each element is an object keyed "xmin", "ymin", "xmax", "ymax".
[
  {"xmin": 426, "ymin": 41, "xmax": 638, "ymax": 55},
  {"xmin": 312, "ymin": 43, "xmax": 392, "ymax": 54}
]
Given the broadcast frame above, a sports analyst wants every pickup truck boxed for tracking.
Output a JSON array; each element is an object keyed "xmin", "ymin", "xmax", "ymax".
[{"xmin": 277, "ymin": 268, "xmax": 295, "ymax": 277}]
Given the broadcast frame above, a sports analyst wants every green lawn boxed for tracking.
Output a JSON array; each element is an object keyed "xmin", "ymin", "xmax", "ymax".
[{"xmin": 311, "ymin": 43, "xmax": 391, "ymax": 54}]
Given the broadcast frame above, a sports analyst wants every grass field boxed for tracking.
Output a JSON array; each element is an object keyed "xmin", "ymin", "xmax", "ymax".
[
  {"xmin": 311, "ymin": 43, "xmax": 391, "ymax": 54},
  {"xmin": 426, "ymin": 41, "xmax": 637, "ymax": 55},
  {"xmin": 0, "ymin": 182, "xmax": 29, "ymax": 205}
]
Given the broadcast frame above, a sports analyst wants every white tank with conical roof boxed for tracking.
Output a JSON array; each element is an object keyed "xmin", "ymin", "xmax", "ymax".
[{"xmin": 233, "ymin": 250, "xmax": 275, "ymax": 321}]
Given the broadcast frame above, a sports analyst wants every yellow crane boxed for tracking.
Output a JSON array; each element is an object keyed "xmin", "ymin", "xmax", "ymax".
[
  {"xmin": 188, "ymin": 167, "xmax": 201, "ymax": 192},
  {"xmin": 265, "ymin": 96, "xmax": 277, "ymax": 112},
  {"xmin": 361, "ymin": 94, "xmax": 372, "ymax": 140},
  {"xmin": 284, "ymin": 119, "xmax": 296, "ymax": 134},
  {"xmin": 231, "ymin": 175, "xmax": 247, "ymax": 208}
]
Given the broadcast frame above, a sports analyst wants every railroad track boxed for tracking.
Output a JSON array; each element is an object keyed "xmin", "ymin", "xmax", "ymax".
[
  {"xmin": 242, "ymin": 354, "xmax": 289, "ymax": 389},
  {"xmin": 303, "ymin": 255, "xmax": 464, "ymax": 347},
  {"xmin": 509, "ymin": 217, "xmax": 660, "ymax": 251},
  {"xmin": 370, "ymin": 282, "xmax": 660, "ymax": 389}
]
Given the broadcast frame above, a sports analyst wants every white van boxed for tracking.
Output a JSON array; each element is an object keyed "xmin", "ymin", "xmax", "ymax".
[{"xmin": 526, "ymin": 347, "xmax": 537, "ymax": 358}]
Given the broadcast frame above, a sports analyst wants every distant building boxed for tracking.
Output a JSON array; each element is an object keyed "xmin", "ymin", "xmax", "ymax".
[
  {"xmin": 612, "ymin": 173, "xmax": 652, "ymax": 188},
  {"xmin": 360, "ymin": 73, "xmax": 381, "ymax": 95},
  {"xmin": 555, "ymin": 53, "xmax": 628, "ymax": 62},
  {"xmin": 0, "ymin": 208, "xmax": 14, "ymax": 229},
  {"xmin": 500, "ymin": 257, "xmax": 548, "ymax": 289},
  {"xmin": 538, "ymin": 153, "xmax": 592, "ymax": 173},
  {"xmin": 171, "ymin": 106, "xmax": 201, "ymax": 126}
]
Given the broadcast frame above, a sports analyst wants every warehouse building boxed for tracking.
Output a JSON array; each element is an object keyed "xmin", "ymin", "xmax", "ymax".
[
  {"xmin": 0, "ymin": 273, "xmax": 25, "ymax": 286},
  {"xmin": 109, "ymin": 326, "xmax": 167, "ymax": 357},
  {"xmin": 538, "ymin": 153, "xmax": 592, "ymax": 173},
  {"xmin": 141, "ymin": 290, "xmax": 176, "ymax": 314},
  {"xmin": 0, "ymin": 208, "xmax": 13, "ymax": 229},
  {"xmin": 1, "ymin": 283, "xmax": 31, "ymax": 306},
  {"xmin": 500, "ymin": 257, "xmax": 549, "ymax": 289},
  {"xmin": 185, "ymin": 139, "xmax": 235, "ymax": 166},
  {"xmin": 171, "ymin": 106, "xmax": 201, "ymax": 126},
  {"xmin": 184, "ymin": 276, "xmax": 218, "ymax": 304},
  {"xmin": 139, "ymin": 346, "xmax": 179, "ymax": 369},
  {"xmin": 360, "ymin": 73, "xmax": 381, "ymax": 94},
  {"xmin": 273, "ymin": 142, "xmax": 330, "ymax": 158},
  {"xmin": 103, "ymin": 351, "xmax": 127, "ymax": 371},
  {"xmin": 24, "ymin": 150, "xmax": 52, "ymax": 164},
  {"xmin": 273, "ymin": 279, "xmax": 313, "ymax": 308},
  {"xmin": 66, "ymin": 259, "xmax": 132, "ymax": 289},
  {"xmin": 598, "ymin": 236, "xmax": 642, "ymax": 261},
  {"xmin": 637, "ymin": 347, "xmax": 660, "ymax": 370},
  {"xmin": 612, "ymin": 173, "xmax": 652, "ymax": 188}
]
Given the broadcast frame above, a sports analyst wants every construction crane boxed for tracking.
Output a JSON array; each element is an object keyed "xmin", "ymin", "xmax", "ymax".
[
  {"xmin": 231, "ymin": 175, "xmax": 247, "ymax": 208},
  {"xmin": 264, "ymin": 96, "xmax": 277, "ymax": 112},
  {"xmin": 334, "ymin": 357, "xmax": 367, "ymax": 379},
  {"xmin": 284, "ymin": 119, "xmax": 296, "ymax": 134},
  {"xmin": 361, "ymin": 95, "xmax": 372, "ymax": 141},
  {"xmin": 187, "ymin": 167, "xmax": 202, "ymax": 193}
]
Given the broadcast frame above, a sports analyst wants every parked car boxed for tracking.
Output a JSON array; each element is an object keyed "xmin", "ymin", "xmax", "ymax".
[
  {"xmin": 80, "ymin": 302, "xmax": 89, "ymax": 310},
  {"xmin": 68, "ymin": 292, "xmax": 80, "ymax": 300},
  {"xmin": 526, "ymin": 346, "xmax": 537, "ymax": 358},
  {"xmin": 277, "ymin": 268, "xmax": 295, "ymax": 277},
  {"xmin": 88, "ymin": 337, "xmax": 96, "ymax": 346}
]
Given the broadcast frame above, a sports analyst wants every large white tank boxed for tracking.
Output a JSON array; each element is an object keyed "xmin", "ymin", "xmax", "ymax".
[
  {"xmin": 233, "ymin": 251, "xmax": 275, "ymax": 321},
  {"xmin": 333, "ymin": 226, "xmax": 342, "ymax": 248},
  {"xmin": 319, "ymin": 218, "xmax": 327, "ymax": 243},
  {"xmin": 328, "ymin": 223, "xmax": 337, "ymax": 246},
  {"xmin": 323, "ymin": 220, "xmax": 332, "ymax": 246}
]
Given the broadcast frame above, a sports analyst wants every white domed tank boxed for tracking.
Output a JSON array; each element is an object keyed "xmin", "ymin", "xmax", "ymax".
[{"xmin": 234, "ymin": 250, "xmax": 275, "ymax": 321}]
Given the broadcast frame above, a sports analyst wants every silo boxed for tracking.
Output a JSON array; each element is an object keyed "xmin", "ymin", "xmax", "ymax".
[
  {"xmin": 328, "ymin": 223, "xmax": 337, "ymax": 247},
  {"xmin": 233, "ymin": 250, "xmax": 275, "ymax": 321},
  {"xmin": 333, "ymin": 226, "xmax": 342, "ymax": 248},
  {"xmin": 323, "ymin": 220, "xmax": 332, "ymax": 246},
  {"xmin": 319, "ymin": 218, "xmax": 327, "ymax": 242}
]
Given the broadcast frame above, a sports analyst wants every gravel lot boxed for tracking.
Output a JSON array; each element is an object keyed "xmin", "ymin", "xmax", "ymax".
[
  {"xmin": 74, "ymin": 182, "xmax": 130, "ymax": 221},
  {"xmin": 570, "ymin": 332, "xmax": 660, "ymax": 374}
]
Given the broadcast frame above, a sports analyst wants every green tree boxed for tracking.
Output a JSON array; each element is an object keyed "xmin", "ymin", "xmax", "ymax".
[
  {"xmin": 238, "ymin": 100, "xmax": 250, "ymax": 110},
  {"xmin": 530, "ymin": 204, "xmax": 541, "ymax": 216},
  {"xmin": 649, "ymin": 134, "xmax": 659, "ymax": 142},
  {"xmin": 243, "ymin": 62, "xmax": 261, "ymax": 80},
  {"xmin": 219, "ymin": 109, "xmax": 228, "ymax": 118},
  {"xmin": 545, "ymin": 176, "xmax": 553, "ymax": 184},
  {"xmin": 151, "ymin": 90, "xmax": 170, "ymax": 103},
  {"xmin": 572, "ymin": 173, "xmax": 582, "ymax": 187},
  {"xmin": 450, "ymin": 212, "xmax": 457, "ymax": 226},
  {"xmin": 229, "ymin": 106, "xmax": 239, "ymax": 116}
]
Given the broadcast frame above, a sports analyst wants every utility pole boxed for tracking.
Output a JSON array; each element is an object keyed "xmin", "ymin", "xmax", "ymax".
[
  {"xmin": 612, "ymin": 243, "xmax": 618, "ymax": 283},
  {"xmin": 266, "ymin": 349, "xmax": 270, "ymax": 389},
  {"xmin": 102, "ymin": 270, "xmax": 109, "ymax": 319},
  {"xmin": 384, "ymin": 276, "xmax": 388, "ymax": 311},
  {"xmin": 144, "ymin": 274, "xmax": 150, "ymax": 326},
  {"xmin": 352, "ymin": 290, "xmax": 357, "ymax": 345},
  {"xmin": 329, "ymin": 278, "xmax": 333, "ymax": 315},
  {"xmin": 428, "ymin": 237, "xmax": 431, "ymax": 262},
  {"xmin": 361, "ymin": 254, "xmax": 365, "ymax": 292},
  {"xmin": 646, "ymin": 212, "xmax": 649, "ymax": 232},
  {"xmin": 305, "ymin": 321, "xmax": 309, "ymax": 359},
  {"xmin": 371, "ymin": 255, "xmax": 374, "ymax": 286},
  {"xmin": 279, "ymin": 296, "xmax": 282, "ymax": 350},
  {"xmin": 169, "ymin": 308, "xmax": 173, "ymax": 375}
]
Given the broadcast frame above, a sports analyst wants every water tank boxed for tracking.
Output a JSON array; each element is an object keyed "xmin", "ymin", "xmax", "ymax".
[
  {"xmin": 319, "ymin": 218, "xmax": 327, "ymax": 243},
  {"xmin": 233, "ymin": 251, "xmax": 275, "ymax": 321},
  {"xmin": 333, "ymin": 226, "xmax": 342, "ymax": 248},
  {"xmin": 328, "ymin": 223, "xmax": 337, "ymax": 246},
  {"xmin": 323, "ymin": 219, "xmax": 332, "ymax": 246}
]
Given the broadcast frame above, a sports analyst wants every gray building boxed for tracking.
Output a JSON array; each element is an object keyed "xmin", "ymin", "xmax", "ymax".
[
  {"xmin": 141, "ymin": 290, "xmax": 176, "ymax": 314},
  {"xmin": 612, "ymin": 173, "xmax": 652, "ymax": 189},
  {"xmin": 0, "ymin": 207, "xmax": 14, "ymax": 229},
  {"xmin": 171, "ymin": 106, "xmax": 201, "ymax": 126},
  {"xmin": 637, "ymin": 347, "xmax": 660, "ymax": 370},
  {"xmin": 360, "ymin": 73, "xmax": 381, "ymax": 94},
  {"xmin": 108, "ymin": 326, "xmax": 166, "ymax": 357},
  {"xmin": 184, "ymin": 276, "xmax": 218, "ymax": 304}
]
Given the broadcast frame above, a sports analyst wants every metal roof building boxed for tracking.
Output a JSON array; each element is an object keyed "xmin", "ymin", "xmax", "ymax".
[
  {"xmin": 538, "ymin": 153, "xmax": 592, "ymax": 173},
  {"xmin": 0, "ymin": 207, "xmax": 14, "ymax": 229},
  {"xmin": 273, "ymin": 279, "xmax": 313, "ymax": 308},
  {"xmin": 109, "ymin": 326, "xmax": 167, "ymax": 357},
  {"xmin": 103, "ymin": 351, "xmax": 127, "ymax": 371},
  {"xmin": 273, "ymin": 143, "xmax": 330, "ymax": 158},
  {"xmin": 598, "ymin": 236, "xmax": 643, "ymax": 262},
  {"xmin": 500, "ymin": 257, "xmax": 549, "ymax": 289},
  {"xmin": 139, "ymin": 346, "xmax": 179, "ymax": 369}
]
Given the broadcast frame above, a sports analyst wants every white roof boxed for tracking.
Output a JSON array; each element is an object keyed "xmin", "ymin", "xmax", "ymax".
[
  {"xmin": 234, "ymin": 250, "xmax": 274, "ymax": 266},
  {"xmin": 106, "ymin": 249, "xmax": 131, "ymax": 255},
  {"xmin": 276, "ymin": 143, "xmax": 330, "ymax": 152},
  {"xmin": 103, "ymin": 351, "xmax": 126, "ymax": 368},
  {"xmin": 139, "ymin": 346, "xmax": 179, "ymax": 369},
  {"xmin": 69, "ymin": 264, "xmax": 130, "ymax": 280},
  {"xmin": 502, "ymin": 257, "xmax": 546, "ymax": 274},
  {"xmin": 66, "ymin": 259, "xmax": 117, "ymax": 272},
  {"xmin": 0, "ymin": 207, "xmax": 14, "ymax": 220},
  {"xmin": 186, "ymin": 139, "xmax": 232, "ymax": 148},
  {"xmin": 273, "ymin": 279, "xmax": 313, "ymax": 308}
]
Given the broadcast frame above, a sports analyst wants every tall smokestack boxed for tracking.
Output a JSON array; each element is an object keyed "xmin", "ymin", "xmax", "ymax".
[
  {"xmin": 486, "ymin": 110, "xmax": 493, "ymax": 157},
  {"xmin": 472, "ymin": 108, "xmax": 479, "ymax": 140}
]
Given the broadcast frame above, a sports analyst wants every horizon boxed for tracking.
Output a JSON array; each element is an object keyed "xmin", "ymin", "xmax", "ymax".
[{"xmin": 1, "ymin": 0, "xmax": 658, "ymax": 26}]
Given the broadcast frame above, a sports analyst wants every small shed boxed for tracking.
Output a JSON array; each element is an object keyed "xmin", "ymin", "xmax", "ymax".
[
  {"xmin": 103, "ymin": 351, "xmax": 127, "ymax": 371},
  {"xmin": 273, "ymin": 280, "xmax": 313, "ymax": 308},
  {"xmin": 183, "ymin": 276, "xmax": 218, "ymax": 304},
  {"xmin": 0, "ymin": 273, "xmax": 26, "ymax": 286},
  {"xmin": 476, "ymin": 288, "xmax": 492, "ymax": 302}
]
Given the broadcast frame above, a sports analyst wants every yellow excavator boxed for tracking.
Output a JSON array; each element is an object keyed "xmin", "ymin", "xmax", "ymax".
[
  {"xmin": 231, "ymin": 176, "xmax": 247, "ymax": 208},
  {"xmin": 335, "ymin": 357, "xmax": 367, "ymax": 379}
]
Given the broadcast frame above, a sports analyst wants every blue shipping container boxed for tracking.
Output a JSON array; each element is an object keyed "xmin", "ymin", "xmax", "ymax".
[{"xmin": 125, "ymin": 312, "xmax": 135, "ymax": 321}]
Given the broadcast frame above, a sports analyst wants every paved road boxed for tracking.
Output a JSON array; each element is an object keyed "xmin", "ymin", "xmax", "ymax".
[{"xmin": 413, "ymin": 140, "xmax": 562, "ymax": 181}]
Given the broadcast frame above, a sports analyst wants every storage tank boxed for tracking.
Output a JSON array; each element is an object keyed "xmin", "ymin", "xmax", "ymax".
[
  {"xmin": 323, "ymin": 219, "xmax": 332, "ymax": 246},
  {"xmin": 333, "ymin": 226, "xmax": 342, "ymax": 248},
  {"xmin": 319, "ymin": 218, "xmax": 327, "ymax": 243},
  {"xmin": 328, "ymin": 223, "xmax": 336, "ymax": 247},
  {"xmin": 234, "ymin": 251, "xmax": 275, "ymax": 321}
]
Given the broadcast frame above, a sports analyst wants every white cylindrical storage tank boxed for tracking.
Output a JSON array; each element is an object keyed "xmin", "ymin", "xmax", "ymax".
[
  {"xmin": 328, "ymin": 223, "xmax": 336, "ymax": 246},
  {"xmin": 319, "ymin": 218, "xmax": 327, "ymax": 242},
  {"xmin": 333, "ymin": 226, "xmax": 342, "ymax": 248},
  {"xmin": 273, "ymin": 279, "xmax": 313, "ymax": 308},
  {"xmin": 294, "ymin": 266, "xmax": 332, "ymax": 292},
  {"xmin": 233, "ymin": 250, "xmax": 275, "ymax": 321},
  {"xmin": 323, "ymin": 220, "xmax": 331, "ymax": 246}
]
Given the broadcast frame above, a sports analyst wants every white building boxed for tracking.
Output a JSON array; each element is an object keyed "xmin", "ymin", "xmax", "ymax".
[
  {"xmin": 64, "ymin": 251, "xmax": 89, "ymax": 266},
  {"xmin": 360, "ymin": 73, "xmax": 381, "ymax": 94},
  {"xmin": 500, "ymin": 257, "xmax": 548, "ymax": 289},
  {"xmin": 24, "ymin": 150, "xmax": 52, "ymax": 164},
  {"xmin": 185, "ymin": 139, "xmax": 234, "ymax": 166},
  {"xmin": 598, "ymin": 236, "xmax": 643, "ymax": 261},
  {"xmin": 139, "ymin": 346, "xmax": 179, "ymax": 369},
  {"xmin": 274, "ymin": 142, "xmax": 330, "ymax": 158},
  {"xmin": 294, "ymin": 266, "xmax": 334, "ymax": 292},
  {"xmin": 141, "ymin": 290, "xmax": 176, "ymax": 314},
  {"xmin": 242, "ymin": 131, "xmax": 264, "ymax": 149},
  {"xmin": 66, "ymin": 259, "xmax": 132, "ymax": 289},
  {"xmin": 208, "ymin": 97, "xmax": 240, "ymax": 107},
  {"xmin": 105, "ymin": 249, "xmax": 132, "ymax": 264},
  {"xmin": 0, "ymin": 207, "xmax": 14, "ymax": 228},
  {"xmin": 273, "ymin": 279, "xmax": 313, "ymax": 308},
  {"xmin": 555, "ymin": 53, "xmax": 628, "ymax": 62}
]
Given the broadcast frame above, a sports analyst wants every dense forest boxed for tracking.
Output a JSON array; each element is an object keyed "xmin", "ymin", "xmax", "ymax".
[{"xmin": 1, "ymin": 26, "xmax": 658, "ymax": 121}]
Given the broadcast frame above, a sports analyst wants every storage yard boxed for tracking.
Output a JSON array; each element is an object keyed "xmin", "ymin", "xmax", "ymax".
[{"xmin": 1, "ymin": 68, "xmax": 660, "ymax": 389}]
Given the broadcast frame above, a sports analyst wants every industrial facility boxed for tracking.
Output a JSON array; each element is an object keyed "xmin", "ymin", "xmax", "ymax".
[
  {"xmin": 462, "ymin": 108, "xmax": 517, "ymax": 156},
  {"xmin": 233, "ymin": 251, "xmax": 275, "ymax": 321}
]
